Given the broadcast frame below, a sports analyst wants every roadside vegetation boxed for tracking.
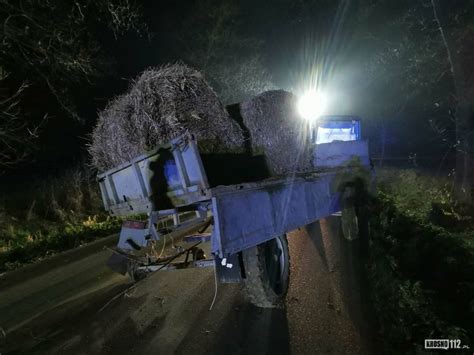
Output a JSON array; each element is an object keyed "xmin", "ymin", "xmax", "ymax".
[
  {"xmin": 2, "ymin": 162, "xmax": 472, "ymax": 353},
  {"xmin": 368, "ymin": 168, "xmax": 474, "ymax": 353},
  {"xmin": 0, "ymin": 165, "xmax": 121, "ymax": 272}
]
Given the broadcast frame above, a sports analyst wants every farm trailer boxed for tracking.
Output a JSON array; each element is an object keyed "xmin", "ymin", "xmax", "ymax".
[{"xmin": 98, "ymin": 116, "xmax": 373, "ymax": 308}]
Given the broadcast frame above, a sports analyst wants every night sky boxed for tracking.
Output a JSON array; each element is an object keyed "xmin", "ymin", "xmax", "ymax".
[{"xmin": 1, "ymin": 0, "xmax": 472, "ymax": 179}]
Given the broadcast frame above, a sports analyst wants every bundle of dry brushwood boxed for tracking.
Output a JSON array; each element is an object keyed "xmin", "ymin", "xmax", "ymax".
[
  {"xmin": 89, "ymin": 64, "xmax": 311, "ymax": 176},
  {"xmin": 236, "ymin": 90, "xmax": 313, "ymax": 175},
  {"xmin": 89, "ymin": 63, "xmax": 244, "ymax": 171}
]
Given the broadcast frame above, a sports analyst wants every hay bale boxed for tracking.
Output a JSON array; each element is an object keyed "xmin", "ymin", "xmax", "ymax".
[
  {"xmin": 90, "ymin": 63, "xmax": 244, "ymax": 171},
  {"xmin": 239, "ymin": 90, "xmax": 313, "ymax": 175}
]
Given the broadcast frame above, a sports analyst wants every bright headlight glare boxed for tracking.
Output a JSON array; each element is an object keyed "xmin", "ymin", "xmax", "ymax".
[{"xmin": 298, "ymin": 90, "xmax": 326, "ymax": 120}]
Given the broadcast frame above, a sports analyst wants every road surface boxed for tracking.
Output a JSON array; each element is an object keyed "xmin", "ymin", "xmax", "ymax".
[{"xmin": 0, "ymin": 217, "xmax": 375, "ymax": 354}]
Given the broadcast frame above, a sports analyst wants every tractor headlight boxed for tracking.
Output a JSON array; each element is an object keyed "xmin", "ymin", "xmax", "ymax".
[{"xmin": 297, "ymin": 90, "xmax": 327, "ymax": 121}]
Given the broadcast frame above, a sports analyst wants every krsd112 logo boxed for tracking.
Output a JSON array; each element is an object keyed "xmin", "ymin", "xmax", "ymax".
[{"xmin": 424, "ymin": 339, "xmax": 470, "ymax": 350}]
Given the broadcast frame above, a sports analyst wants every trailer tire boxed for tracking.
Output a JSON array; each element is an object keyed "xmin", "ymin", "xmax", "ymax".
[{"xmin": 242, "ymin": 234, "xmax": 290, "ymax": 308}]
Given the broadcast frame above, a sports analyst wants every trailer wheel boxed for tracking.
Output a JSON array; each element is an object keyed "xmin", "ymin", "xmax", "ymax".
[{"xmin": 242, "ymin": 234, "xmax": 290, "ymax": 308}]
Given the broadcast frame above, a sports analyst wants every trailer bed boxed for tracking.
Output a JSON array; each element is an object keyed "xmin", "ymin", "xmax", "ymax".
[{"xmin": 98, "ymin": 134, "xmax": 371, "ymax": 259}]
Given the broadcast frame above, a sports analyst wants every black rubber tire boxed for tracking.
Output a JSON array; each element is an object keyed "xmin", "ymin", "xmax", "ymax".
[{"xmin": 242, "ymin": 234, "xmax": 290, "ymax": 308}]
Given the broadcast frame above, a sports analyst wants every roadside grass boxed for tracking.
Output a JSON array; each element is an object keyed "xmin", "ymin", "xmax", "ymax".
[
  {"xmin": 368, "ymin": 168, "xmax": 474, "ymax": 353},
  {"xmin": 0, "ymin": 165, "xmax": 122, "ymax": 273},
  {"xmin": 0, "ymin": 215, "xmax": 122, "ymax": 272}
]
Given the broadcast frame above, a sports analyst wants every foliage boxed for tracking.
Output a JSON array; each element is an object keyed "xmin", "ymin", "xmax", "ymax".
[
  {"xmin": 0, "ymin": 164, "xmax": 121, "ymax": 271},
  {"xmin": 355, "ymin": 0, "xmax": 474, "ymax": 200},
  {"xmin": 0, "ymin": 0, "xmax": 145, "ymax": 108},
  {"xmin": 0, "ymin": 215, "xmax": 121, "ymax": 272},
  {"xmin": 0, "ymin": 81, "xmax": 44, "ymax": 169},
  {"xmin": 368, "ymin": 170, "xmax": 474, "ymax": 353},
  {"xmin": 377, "ymin": 169, "xmax": 453, "ymax": 219},
  {"xmin": 8, "ymin": 165, "xmax": 104, "ymax": 221},
  {"xmin": 0, "ymin": 0, "xmax": 145, "ymax": 169},
  {"xmin": 377, "ymin": 168, "xmax": 473, "ymax": 229}
]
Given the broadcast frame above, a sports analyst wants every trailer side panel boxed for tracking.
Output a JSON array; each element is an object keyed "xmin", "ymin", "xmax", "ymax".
[{"xmin": 211, "ymin": 173, "xmax": 343, "ymax": 257}]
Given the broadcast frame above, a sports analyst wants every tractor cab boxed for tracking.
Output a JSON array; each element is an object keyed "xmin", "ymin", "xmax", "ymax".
[
  {"xmin": 311, "ymin": 116, "xmax": 361, "ymax": 145},
  {"xmin": 311, "ymin": 116, "xmax": 368, "ymax": 168}
]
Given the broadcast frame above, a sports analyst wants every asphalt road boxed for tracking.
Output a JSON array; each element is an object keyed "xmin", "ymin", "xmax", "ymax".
[{"xmin": 0, "ymin": 217, "xmax": 375, "ymax": 354}]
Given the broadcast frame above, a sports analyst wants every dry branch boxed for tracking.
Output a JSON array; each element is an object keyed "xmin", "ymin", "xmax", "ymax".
[{"xmin": 89, "ymin": 63, "xmax": 244, "ymax": 171}]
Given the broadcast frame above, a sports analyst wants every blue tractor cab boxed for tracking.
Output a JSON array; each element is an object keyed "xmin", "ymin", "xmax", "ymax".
[
  {"xmin": 311, "ymin": 116, "xmax": 368, "ymax": 168},
  {"xmin": 311, "ymin": 116, "xmax": 361, "ymax": 145}
]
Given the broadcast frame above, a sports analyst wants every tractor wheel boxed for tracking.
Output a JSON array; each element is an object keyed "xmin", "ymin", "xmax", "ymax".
[{"xmin": 242, "ymin": 234, "xmax": 290, "ymax": 308}]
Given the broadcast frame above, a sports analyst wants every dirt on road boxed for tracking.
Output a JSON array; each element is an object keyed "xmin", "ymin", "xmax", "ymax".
[{"xmin": 0, "ymin": 217, "xmax": 377, "ymax": 354}]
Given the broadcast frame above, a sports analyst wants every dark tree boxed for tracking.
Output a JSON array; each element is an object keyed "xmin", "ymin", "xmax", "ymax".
[
  {"xmin": 176, "ymin": 0, "xmax": 273, "ymax": 104},
  {"xmin": 0, "ymin": 0, "xmax": 145, "ymax": 169},
  {"xmin": 351, "ymin": 0, "xmax": 473, "ymax": 201},
  {"xmin": 430, "ymin": 0, "xmax": 474, "ymax": 201}
]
